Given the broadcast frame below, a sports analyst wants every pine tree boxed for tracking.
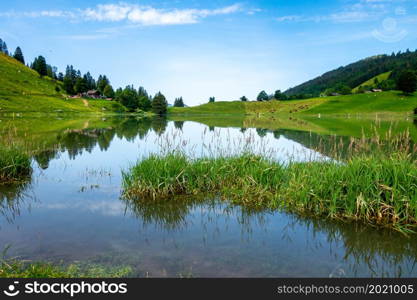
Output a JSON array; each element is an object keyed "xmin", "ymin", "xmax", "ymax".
[
  {"xmin": 174, "ymin": 97, "xmax": 185, "ymax": 107},
  {"xmin": 209, "ymin": 97, "xmax": 215, "ymax": 103},
  {"xmin": 74, "ymin": 77, "xmax": 88, "ymax": 94},
  {"xmin": 116, "ymin": 85, "xmax": 138, "ymax": 111},
  {"xmin": 137, "ymin": 86, "xmax": 151, "ymax": 111},
  {"xmin": 240, "ymin": 96, "xmax": 248, "ymax": 102},
  {"xmin": 63, "ymin": 65, "xmax": 77, "ymax": 94},
  {"xmin": 152, "ymin": 92, "xmax": 168, "ymax": 115},
  {"xmin": 257, "ymin": 91, "xmax": 269, "ymax": 101},
  {"xmin": 84, "ymin": 72, "xmax": 96, "ymax": 90},
  {"xmin": 397, "ymin": 70, "xmax": 417, "ymax": 94},
  {"xmin": 32, "ymin": 56, "xmax": 47, "ymax": 77},
  {"xmin": 13, "ymin": 47, "xmax": 25, "ymax": 64},
  {"xmin": 97, "ymin": 75, "xmax": 110, "ymax": 94},
  {"xmin": 1, "ymin": 41, "xmax": 8, "ymax": 55},
  {"xmin": 103, "ymin": 85, "xmax": 115, "ymax": 98}
]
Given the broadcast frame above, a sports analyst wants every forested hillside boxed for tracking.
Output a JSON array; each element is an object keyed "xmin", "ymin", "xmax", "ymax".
[{"xmin": 285, "ymin": 49, "xmax": 417, "ymax": 97}]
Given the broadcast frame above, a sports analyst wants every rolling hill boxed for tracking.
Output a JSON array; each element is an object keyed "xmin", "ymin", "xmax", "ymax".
[
  {"xmin": 169, "ymin": 91, "xmax": 417, "ymax": 116},
  {"xmin": 0, "ymin": 53, "xmax": 124, "ymax": 113},
  {"xmin": 285, "ymin": 50, "xmax": 417, "ymax": 97},
  {"xmin": 352, "ymin": 71, "xmax": 392, "ymax": 93}
]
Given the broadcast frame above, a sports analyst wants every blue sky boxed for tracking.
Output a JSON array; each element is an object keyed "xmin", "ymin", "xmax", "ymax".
[{"xmin": 1, "ymin": 0, "xmax": 416, "ymax": 105}]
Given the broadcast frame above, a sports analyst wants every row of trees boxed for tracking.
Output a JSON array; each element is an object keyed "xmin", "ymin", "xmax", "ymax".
[
  {"xmin": 253, "ymin": 69, "xmax": 416, "ymax": 102},
  {"xmin": 0, "ymin": 38, "xmax": 9, "ymax": 55},
  {"xmin": 1, "ymin": 37, "xmax": 173, "ymax": 115},
  {"xmin": 112, "ymin": 85, "xmax": 169, "ymax": 114},
  {"xmin": 174, "ymin": 97, "xmax": 185, "ymax": 107}
]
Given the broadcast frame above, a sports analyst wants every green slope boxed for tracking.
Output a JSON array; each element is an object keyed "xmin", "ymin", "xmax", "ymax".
[
  {"xmin": 284, "ymin": 50, "xmax": 417, "ymax": 97},
  {"xmin": 305, "ymin": 91, "xmax": 417, "ymax": 115},
  {"xmin": 169, "ymin": 91, "xmax": 417, "ymax": 116},
  {"xmin": 0, "ymin": 53, "xmax": 125, "ymax": 114},
  {"xmin": 170, "ymin": 101, "xmax": 246, "ymax": 114},
  {"xmin": 352, "ymin": 71, "xmax": 392, "ymax": 93}
]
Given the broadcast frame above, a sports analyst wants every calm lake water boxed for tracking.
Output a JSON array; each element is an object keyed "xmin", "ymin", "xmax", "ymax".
[{"xmin": 1, "ymin": 115, "xmax": 417, "ymax": 277}]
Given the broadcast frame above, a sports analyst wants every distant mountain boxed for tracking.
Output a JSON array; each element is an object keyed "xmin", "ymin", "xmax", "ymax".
[{"xmin": 284, "ymin": 49, "xmax": 417, "ymax": 97}]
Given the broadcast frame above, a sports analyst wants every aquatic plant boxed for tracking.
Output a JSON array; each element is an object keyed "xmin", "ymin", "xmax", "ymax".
[
  {"xmin": 0, "ymin": 147, "xmax": 31, "ymax": 184},
  {"xmin": 0, "ymin": 260, "xmax": 133, "ymax": 278},
  {"xmin": 122, "ymin": 130, "xmax": 417, "ymax": 233}
]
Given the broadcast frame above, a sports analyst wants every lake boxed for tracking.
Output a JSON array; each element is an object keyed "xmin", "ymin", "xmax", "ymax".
[{"xmin": 1, "ymin": 114, "xmax": 417, "ymax": 277}]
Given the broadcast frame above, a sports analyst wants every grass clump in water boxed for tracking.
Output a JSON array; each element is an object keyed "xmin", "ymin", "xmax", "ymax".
[
  {"xmin": 0, "ymin": 147, "xmax": 32, "ymax": 184},
  {"xmin": 0, "ymin": 259, "xmax": 132, "ymax": 278},
  {"xmin": 122, "ymin": 131, "xmax": 417, "ymax": 233}
]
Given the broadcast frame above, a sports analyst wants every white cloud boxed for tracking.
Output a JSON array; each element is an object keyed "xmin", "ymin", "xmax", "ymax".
[
  {"xmin": 83, "ymin": 3, "xmax": 242, "ymax": 25},
  {"xmin": 1, "ymin": 3, "xmax": 242, "ymax": 26}
]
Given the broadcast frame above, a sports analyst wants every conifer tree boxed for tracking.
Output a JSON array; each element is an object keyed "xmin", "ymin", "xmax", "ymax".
[
  {"xmin": 152, "ymin": 92, "xmax": 168, "ymax": 115},
  {"xmin": 397, "ymin": 70, "xmax": 417, "ymax": 94},
  {"xmin": 13, "ymin": 47, "xmax": 25, "ymax": 64},
  {"xmin": 174, "ymin": 97, "xmax": 185, "ymax": 107}
]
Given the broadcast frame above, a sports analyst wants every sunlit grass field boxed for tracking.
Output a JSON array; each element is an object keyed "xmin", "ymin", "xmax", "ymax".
[
  {"xmin": 0, "ymin": 53, "xmax": 125, "ymax": 113},
  {"xmin": 169, "ymin": 91, "xmax": 417, "ymax": 116}
]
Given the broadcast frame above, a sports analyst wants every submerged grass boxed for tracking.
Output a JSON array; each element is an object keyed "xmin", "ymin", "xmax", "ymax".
[
  {"xmin": 122, "ymin": 130, "xmax": 417, "ymax": 233},
  {"xmin": 0, "ymin": 259, "xmax": 132, "ymax": 278},
  {"xmin": 0, "ymin": 147, "xmax": 31, "ymax": 184}
]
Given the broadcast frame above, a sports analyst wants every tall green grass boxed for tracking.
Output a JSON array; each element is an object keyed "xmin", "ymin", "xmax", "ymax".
[
  {"xmin": 0, "ymin": 147, "xmax": 31, "ymax": 183},
  {"xmin": 122, "ymin": 131, "xmax": 417, "ymax": 233}
]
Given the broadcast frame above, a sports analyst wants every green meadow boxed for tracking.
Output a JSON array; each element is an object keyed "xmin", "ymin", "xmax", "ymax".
[
  {"xmin": 0, "ymin": 53, "xmax": 125, "ymax": 114},
  {"xmin": 169, "ymin": 91, "xmax": 417, "ymax": 116}
]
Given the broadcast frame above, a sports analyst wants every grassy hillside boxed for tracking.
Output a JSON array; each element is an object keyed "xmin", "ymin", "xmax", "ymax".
[
  {"xmin": 0, "ymin": 53, "xmax": 125, "ymax": 114},
  {"xmin": 306, "ymin": 91, "xmax": 417, "ymax": 115},
  {"xmin": 352, "ymin": 71, "xmax": 392, "ymax": 93},
  {"xmin": 169, "ymin": 91, "xmax": 417, "ymax": 116},
  {"xmin": 170, "ymin": 101, "xmax": 246, "ymax": 114},
  {"xmin": 285, "ymin": 50, "xmax": 417, "ymax": 97}
]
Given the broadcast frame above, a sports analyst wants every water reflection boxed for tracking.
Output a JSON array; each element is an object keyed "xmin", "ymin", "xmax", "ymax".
[
  {"xmin": 0, "ymin": 180, "xmax": 33, "ymax": 223},
  {"xmin": 0, "ymin": 115, "xmax": 417, "ymax": 277}
]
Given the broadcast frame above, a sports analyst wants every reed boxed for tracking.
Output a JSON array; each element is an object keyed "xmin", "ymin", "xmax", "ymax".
[
  {"xmin": 0, "ymin": 147, "xmax": 32, "ymax": 184},
  {"xmin": 122, "ymin": 130, "xmax": 417, "ymax": 233}
]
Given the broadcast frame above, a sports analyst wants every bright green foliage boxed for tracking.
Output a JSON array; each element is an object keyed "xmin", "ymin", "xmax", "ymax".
[
  {"xmin": 0, "ymin": 147, "xmax": 31, "ymax": 183},
  {"xmin": 116, "ymin": 85, "xmax": 138, "ymax": 111},
  {"xmin": 97, "ymin": 75, "xmax": 110, "ymax": 94},
  {"xmin": 103, "ymin": 85, "xmax": 115, "ymax": 98},
  {"xmin": 137, "ymin": 86, "xmax": 151, "ymax": 111},
  {"xmin": 152, "ymin": 92, "xmax": 168, "ymax": 115},
  {"xmin": 123, "ymin": 143, "xmax": 417, "ymax": 232},
  {"xmin": 0, "ymin": 259, "xmax": 132, "ymax": 278},
  {"xmin": 171, "ymin": 91, "xmax": 417, "ymax": 116}
]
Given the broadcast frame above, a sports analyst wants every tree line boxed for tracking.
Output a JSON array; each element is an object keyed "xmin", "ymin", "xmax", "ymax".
[
  {"xmin": 0, "ymin": 37, "xmax": 189, "ymax": 115},
  {"xmin": 285, "ymin": 49, "xmax": 417, "ymax": 98}
]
